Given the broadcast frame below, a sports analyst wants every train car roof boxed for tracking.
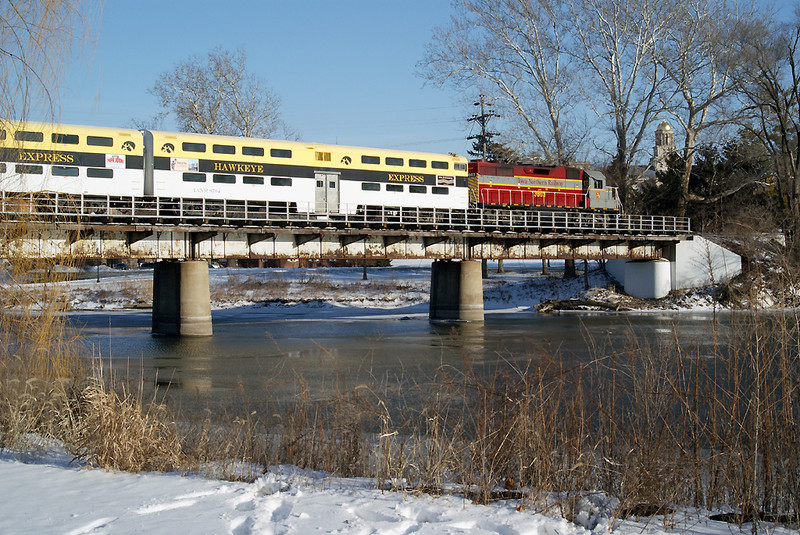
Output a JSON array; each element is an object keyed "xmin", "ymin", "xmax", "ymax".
[
  {"xmin": 2, "ymin": 121, "xmax": 467, "ymax": 161},
  {"xmin": 145, "ymin": 129, "xmax": 467, "ymax": 161},
  {"xmin": 0, "ymin": 120, "xmax": 144, "ymax": 155},
  {"xmin": 1, "ymin": 120, "xmax": 141, "ymax": 136}
]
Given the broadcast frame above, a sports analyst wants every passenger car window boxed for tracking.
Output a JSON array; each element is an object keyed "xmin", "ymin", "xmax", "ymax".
[
  {"xmin": 87, "ymin": 136, "xmax": 114, "ymax": 147},
  {"xmin": 16, "ymin": 164, "xmax": 43, "ymax": 174},
  {"xmin": 271, "ymin": 149, "xmax": 292, "ymax": 158},
  {"xmin": 182, "ymin": 142, "xmax": 206, "ymax": 153},
  {"xmin": 52, "ymin": 166, "xmax": 80, "ymax": 176},
  {"xmin": 182, "ymin": 172, "xmax": 206, "ymax": 182},
  {"xmin": 52, "ymin": 133, "xmax": 79, "ymax": 144},
  {"xmin": 213, "ymin": 144, "xmax": 236, "ymax": 154},
  {"xmin": 242, "ymin": 146, "xmax": 264, "ymax": 156},
  {"xmin": 15, "ymin": 131, "xmax": 43, "ymax": 142},
  {"xmin": 87, "ymin": 168, "xmax": 114, "ymax": 178}
]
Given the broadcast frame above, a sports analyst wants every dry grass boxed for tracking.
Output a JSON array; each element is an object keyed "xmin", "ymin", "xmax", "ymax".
[
  {"xmin": 0, "ymin": 221, "xmax": 86, "ymax": 450},
  {"xmin": 208, "ymin": 271, "xmax": 424, "ymax": 306},
  {"xmin": 70, "ymin": 381, "xmax": 185, "ymax": 472},
  {"xmin": 82, "ymin": 279, "xmax": 152, "ymax": 307}
]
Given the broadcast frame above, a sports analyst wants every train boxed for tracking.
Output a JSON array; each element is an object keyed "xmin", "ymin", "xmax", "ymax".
[{"xmin": 0, "ymin": 121, "xmax": 620, "ymax": 216}]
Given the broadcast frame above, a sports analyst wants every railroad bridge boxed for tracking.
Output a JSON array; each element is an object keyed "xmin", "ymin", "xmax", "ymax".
[{"xmin": 0, "ymin": 192, "xmax": 691, "ymax": 335}]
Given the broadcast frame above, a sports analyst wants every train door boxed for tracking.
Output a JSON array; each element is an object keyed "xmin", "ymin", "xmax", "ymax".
[{"xmin": 314, "ymin": 172, "xmax": 340, "ymax": 213}]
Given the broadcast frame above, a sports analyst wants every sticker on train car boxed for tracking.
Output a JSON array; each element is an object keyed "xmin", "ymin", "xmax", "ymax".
[
  {"xmin": 170, "ymin": 158, "xmax": 199, "ymax": 172},
  {"xmin": 105, "ymin": 154, "xmax": 126, "ymax": 168}
]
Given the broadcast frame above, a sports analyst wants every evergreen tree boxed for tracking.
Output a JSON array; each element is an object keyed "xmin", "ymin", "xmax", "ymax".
[
  {"xmin": 467, "ymin": 140, "xmax": 522, "ymax": 163},
  {"xmin": 641, "ymin": 138, "xmax": 773, "ymax": 232}
]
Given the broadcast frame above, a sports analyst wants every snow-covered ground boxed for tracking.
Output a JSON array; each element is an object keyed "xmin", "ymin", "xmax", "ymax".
[
  {"xmin": 1, "ymin": 443, "xmax": 792, "ymax": 535},
  {"xmin": 2, "ymin": 261, "xmax": 783, "ymax": 534},
  {"xmin": 57, "ymin": 259, "xmax": 722, "ymax": 313}
]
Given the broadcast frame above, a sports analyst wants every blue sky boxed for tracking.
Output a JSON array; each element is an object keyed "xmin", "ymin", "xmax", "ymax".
[
  {"xmin": 57, "ymin": 1, "xmax": 474, "ymax": 156},
  {"xmin": 54, "ymin": 1, "xmax": 797, "ymax": 162}
]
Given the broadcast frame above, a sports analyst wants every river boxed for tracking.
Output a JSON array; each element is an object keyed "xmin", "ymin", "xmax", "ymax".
[{"xmin": 68, "ymin": 304, "xmax": 730, "ymax": 413}]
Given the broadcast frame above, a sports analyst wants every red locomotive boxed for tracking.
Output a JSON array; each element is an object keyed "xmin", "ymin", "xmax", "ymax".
[{"xmin": 468, "ymin": 160, "xmax": 620, "ymax": 212}]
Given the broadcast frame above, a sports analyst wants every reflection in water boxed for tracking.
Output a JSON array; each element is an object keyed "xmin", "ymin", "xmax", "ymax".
[
  {"xmin": 151, "ymin": 337, "xmax": 215, "ymax": 392},
  {"xmin": 432, "ymin": 320, "xmax": 486, "ymax": 359},
  {"xmin": 70, "ymin": 308, "xmax": 732, "ymax": 411}
]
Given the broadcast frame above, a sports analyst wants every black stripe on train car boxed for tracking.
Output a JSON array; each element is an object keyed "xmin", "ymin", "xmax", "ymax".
[
  {"xmin": 0, "ymin": 147, "xmax": 145, "ymax": 169},
  {"xmin": 154, "ymin": 158, "xmax": 468, "ymax": 187},
  {"xmin": 0, "ymin": 147, "xmax": 107, "ymax": 168},
  {"xmin": 326, "ymin": 167, "xmax": 465, "ymax": 187},
  {"xmin": 153, "ymin": 157, "xmax": 314, "ymax": 179}
]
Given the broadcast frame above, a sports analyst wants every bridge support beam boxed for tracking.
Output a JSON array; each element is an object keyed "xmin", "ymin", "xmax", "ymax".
[
  {"xmin": 429, "ymin": 260, "xmax": 484, "ymax": 321},
  {"xmin": 152, "ymin": 260, "xmax": 213, "ymax": 336}
]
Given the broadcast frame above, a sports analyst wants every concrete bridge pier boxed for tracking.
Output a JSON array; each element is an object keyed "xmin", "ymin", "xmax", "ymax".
[
  {"xmin": 152, "ymin": 260, "xmax": 213, "ymax": 336},
  {"xmin": 429, "ymin": 260, "xmax": 484, "ymax": 321}
]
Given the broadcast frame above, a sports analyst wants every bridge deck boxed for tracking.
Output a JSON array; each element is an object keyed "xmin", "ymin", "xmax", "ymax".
[
  {"xmin": 0, "ymin": 192, "xmax": 690, "ymax": 260},
  {"xmin": 0, "ymin": 192, "xmax": 690, "ymax": 235}
]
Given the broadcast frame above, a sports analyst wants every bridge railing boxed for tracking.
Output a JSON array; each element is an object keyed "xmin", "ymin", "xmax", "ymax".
[{"xmin": 0, "ymin": 191, "xmax": 691, "ymax": 235}]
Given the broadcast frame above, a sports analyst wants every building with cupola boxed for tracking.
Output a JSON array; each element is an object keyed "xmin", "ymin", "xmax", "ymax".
[{"xmin": 652, "ymin": 120, "xmax": 675, "ymax": 173}]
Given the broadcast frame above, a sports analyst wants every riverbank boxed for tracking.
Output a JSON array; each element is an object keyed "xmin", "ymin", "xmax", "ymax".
[{"xmin": 55, "ymin": 260, "xmax": 724, "ymax": 313}]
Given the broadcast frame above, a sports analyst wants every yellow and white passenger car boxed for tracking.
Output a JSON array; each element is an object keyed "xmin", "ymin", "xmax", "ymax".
[
  {"xmin": 0, "ymin": 121, "xmax": 470, "ymax": 216},
  {"xmin": 143, "ymin": 130, "xmax": 469, "ymax": 214},
  {"xmin": 0, "ymin": 121, "xmax": 144, "ymax": 197}
]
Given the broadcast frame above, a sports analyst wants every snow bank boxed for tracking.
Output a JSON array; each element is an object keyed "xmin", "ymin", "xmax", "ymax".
[{"xmin": 0, "ymin": 446, "xmax": 792, "ymax": 535}]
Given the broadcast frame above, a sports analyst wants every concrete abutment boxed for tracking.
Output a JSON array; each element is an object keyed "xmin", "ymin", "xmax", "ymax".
[{"xmin": 605, "ymin": 236, "xmax": 742, "ymax": 298}]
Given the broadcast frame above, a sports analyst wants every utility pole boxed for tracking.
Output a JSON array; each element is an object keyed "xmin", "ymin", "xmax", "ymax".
[
  {"xmin": 467, "ymin": 94, "xmax": 499, "ymax": 161},
  {"xmin": 470, "ymin": 95, "xmax": 501, "ymax": 279}
]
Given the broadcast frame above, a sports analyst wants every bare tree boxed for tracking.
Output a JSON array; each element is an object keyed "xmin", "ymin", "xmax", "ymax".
[
  {"xmin": 568, "ymin": 0, "xmax": 669, "ymax": 204},
  {"xmin": 149, "ymin": 48, "xmax": 291, "ymax": 139},
  {"xmin": 420, "ymin": 0, "xmax": 584, "ymax": 164},
  {"xmin": 738, "ymin": 14, "xmax": 800, "ymax": 258},
  {"xmin": 654, "ymin": 0, "xmax": 759, "ymax": 217},
  {"xmin": 1, "ymin": 0, "xmax": 95, "ymax": 119}
]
